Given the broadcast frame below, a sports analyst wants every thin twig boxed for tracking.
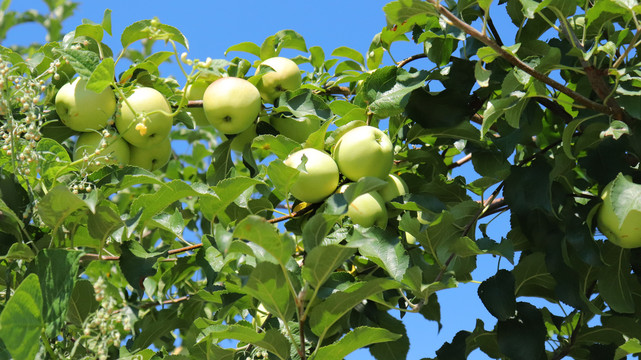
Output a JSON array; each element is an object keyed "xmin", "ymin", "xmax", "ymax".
[
  {"xmin": 447, "ymin": 153, "xmax": 472, "ymax": 170},
  {"xmin": 397, "ymin": 53, "xmax": 428, "ymax": 68},
  {"xmin": 267, "ymin": 203, "xmax": 320, "ymax": 224}
]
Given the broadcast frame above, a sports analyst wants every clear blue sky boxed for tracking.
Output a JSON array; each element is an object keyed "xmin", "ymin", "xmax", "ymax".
[{"xmin": 3, "ymin": 1, "xmax": 522, "ymax": 359}]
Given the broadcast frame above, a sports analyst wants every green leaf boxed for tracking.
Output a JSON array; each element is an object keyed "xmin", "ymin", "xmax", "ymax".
[
  {"xmin": 233, "ymin": 215, "xmax": 295, "ymax": 266},
  {"xmin": 597, "ymin": 244, "xmax": 635, "ymax": 313},
  {"xmin": 93, "ymin": 167, "xmax": 165, "ymax": 196},
  {"xmin": 478, "ymin": 270, "xmax": 517, "ymax": 321},
  {"xmin": 315, "ymin": 326, "xmax": 401, "ymax": 360},
  {"xmin": 503, "ymin": 160, "xmax": 552, "ymax": 216},
  {"xmin": 131, "ymin": 308, "xmax": 186, "ymax": 351},
  {"xmin": 604, "ymin": 173, "xmax": 641, "ymax": 228},
  {"xmin": 75, "ymin": 23, "xmax": 103, "ymax": 43},
  {"xmin": 201, "ymin": 324, "xmax": 290, "ymax": 360},
  {"xmin": 359, "ymin": 66, "xmax": 429, "ymax": 119},
  {"xmin": 88, "ymin": 205, "xmax": 124, "ymax": 245},
  {"xmin": 273, "ymin": 29, "xmax": 307, "ymax": 54},
  {"xmin": 332, "ymin": 46, "xmax": 365, "ymax": 66},
  {"xmin": 383, "ymin": 0, "xmax": 438, "ymax": 24},
  {"xmin": 309, "ymin": 45, "xmax": 325, "ymax": 69},
  {"xmin": 86, "ymin": 57, "xmax": 114, "ymax": 93},
  {"xmin": 0, "ymin": 242, "xmax": 34, "ymax": 261},
  {"xmin": 131, "ymin": 180, "xmax": 217, "ymax": 224},
  {"xmin": 302, "ymin": 245, "xmax": 355, "ymax": 288},
  {"xmin": 302, "ymin": 212, "xmax": 345, "ymax": 250},
  {"xmin": 0, "ymin": 198, "xmax": 24, "ymax": 241},
  {"xmin": 497, "ymin": 302, "xmax": 546, "ymax": 360},
  {"xmin": 201, "ymin": 176, "xmax": 264, "ymax": 220},
  {"xmin": 53, "ymin": 48, "xmax": 100, "ymax": 78},
  {"xmin": 101, "ymin": 9, "xmax": 112, "ymax": 35},
  {"xmin": 309, "ymin": 278, "xmax": 399, "ymax": 336},
  {"xmin": 36, "ymin": 137, "xmax": 73, "ymax": 186},
  {"xmin": 66, "ymin": 279, "xmax": 99, "ymax": 326},
  {"xmin": 121, "ymin": 19, "xmax": 189, "ymax": 50},
  {"xmin": 267, "ymin": 159, "xmax": 300, "ymax": 199},
  {"xmin": 243, "ymin": 262, "xmax": 297, "ymax": 322},
  {"xmin": 119, "ymin": 240, "xmax": 167, "ymax": 295},
  {"xmin": 512, "ymin": 252, "xmax": 556, "ymax": 301},
  {"xmin": 273, "ymin": 89, "xmax": 332, "ymax": 120},
  {"xmin": 0, "ymin": 274, "xmax": 42, "ymax": 360},
  {"xmin": 34, "ymin": 249, "xmax": 83, "ymax": 337},
  {"xmin": 206, "ymin": 139, "xmax": 233, "ymax": 186},
  {"xmin": 348, "ymin": 227, "xmax": 409, "ymax": 281},
  {"xmin": 37, "ymin": 185, "xmax": 88, "ymax": 232},
  {"xmin": 225, "ymin": 41, "xmax": 261, "ymax": 57},
  {"xmin": 252, "ymin": 134, "xmax": 300, "ymax": 159},
  {"xmin": 369, "ymin": 313, "xmax": 409, "ymax": 360}
]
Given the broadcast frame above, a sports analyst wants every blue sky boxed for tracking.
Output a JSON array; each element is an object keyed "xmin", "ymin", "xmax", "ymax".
[{"xmin": 2, "ymin": 1, "xmax": 524, "ymax": 359}]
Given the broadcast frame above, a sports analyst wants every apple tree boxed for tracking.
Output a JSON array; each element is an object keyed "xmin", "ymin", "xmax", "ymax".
[{"xmin": 1, "ymin": 0, "xmax": 641, "ymax": 359}]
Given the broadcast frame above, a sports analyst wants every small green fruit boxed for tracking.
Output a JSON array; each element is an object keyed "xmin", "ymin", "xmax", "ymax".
[
  {"xmin": 597, "ymin": 175, "xmax": 641, "ymax": 248},
  {"xmin": 255, "ymin": 57, "xmax": 302, "ymax": 103},
  {"xmin": 284, "ymin": 148, "xmax": 340, "ymax": 203},
  {"xmin": 128, "ymin": 136, "xmax": 172, "ymax": 171},
  {"xmin": 333, "ymin": 125, "xmax": 394, "ymax": 181},
  {"xmin": 203, "ymin": 77, "xmax": 262, "ymax": 134},
  {"xmin": 338, "ymin": 184, "xmax": 388, "ymax": 228},
  {"xmin": 271, "ymin": 116, "xmax": 320, "ymax": 143},
  {"xmin": 116, "ymin": 87, "xmax": 173, "ymax": 148},
  {"xmin": 184, "ymin": 80, "xmax": 212, "ymax": 127},
  {"xmin": 380, "ymin": 173, "xmax": 408, "ymax": 202},
  {"xmin": 55, "ymin": 77, "xmax": 116, "ymax": 132}
]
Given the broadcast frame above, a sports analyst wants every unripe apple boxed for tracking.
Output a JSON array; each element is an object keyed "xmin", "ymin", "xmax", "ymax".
[
  {"xmin": 184, "ymin": 80, "xmax": 211, "ymax": 127},
  {"xmin": 379, "ymin": 173, "xmax": 408, "ymax": 202},
  {"xmin": 271, "ymin": 116, "xmax": 320, "ymax": 143},
  {"xmin": 255, "ymin": 57, "xmax": 302, "ymax": 103},
  {"xmin": 597, "ymin": 175, "xmax": 641, "ymax": 248},
  {"xmin": 116, "ymin": 87, "xmax": 173, "ymax": 148},
  {"xmin": 230, "ymin": 122, "xmax": 258, "ymax": 153},
  {"xmin": 55, "ymin": 77, "xmax": 116, "ymax": 132},
  {"xmin": 73, "ymin": 131, "xmax": 130, "ymax": 171},
  {"xmin": 338, "ymin": 184, "xmax": 388, "ymax": 228},
  {"xmin": 128, "ymin": 136, "xmax": 172, "ymax": 171},
  {"xmin": 333, "ymin": 126, "xmax": 394, "ymax": 181},
  {"xmin": 203, "ymin": 77, "xmax": 262, "ymax": 134},
  {"xmin": 283, "ymin": 148, "xmax": 340, "ymax": 203}
]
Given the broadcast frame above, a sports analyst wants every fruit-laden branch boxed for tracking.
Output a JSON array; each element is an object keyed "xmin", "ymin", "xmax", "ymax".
[{"xmin": 425, "ymin": 0, "xmax": 618, "ymax": 117}]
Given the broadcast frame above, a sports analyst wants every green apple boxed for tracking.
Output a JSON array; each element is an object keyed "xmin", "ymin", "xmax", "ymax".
[
  {"xmin": 55, "ymin": 77, "xmax": 116, "ymax": 132},
  {"xmin": 128, "ymin": 136, "xmax": 172, "ymax": 171},
  {"xmin": 380, "ymin": 173, "xmax": 408, "ymax": 202},
  {"xmin": 203, "ymin": 77, "xmax": 262, "ymax": 134},
  {"xmin": 338, "ymin": 184, "xmax": 388, "ymax": 228},
  {"xmin": 230, "ymin": 123, "xmax": 258, "ymax": 153},
  {"xmin": 73, "ymin": 131, "xmax": 130, "ymax": 171},
  {"xmin": 333, "ymin": 125, "xmax": 394, "ymax": 181},
  {"xmin": 255, "ymin": 57, "xmax": 302, "ymax": 103},
  {"xmin": 283, "ymin": 148, "xmax": 340, "ymax": 203},
  {"xmin": 184, "ymin": 80, "xmax": 212, "ymax": 127},
  {"xmin": 597, "ymin": 175, "xmax": 641, "ymax": 248},
  {"xmin": 116, "ymin": 87, "xmax": 173, "ymax": 148},
  {"xmin": 271, "ymin": 116, "xmax": 320, "ymax": 143}
]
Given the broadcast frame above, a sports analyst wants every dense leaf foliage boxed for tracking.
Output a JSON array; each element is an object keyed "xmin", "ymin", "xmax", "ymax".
[{"xmin": 1, "ymin": 0, "xmax": 641, "ymax": 359}]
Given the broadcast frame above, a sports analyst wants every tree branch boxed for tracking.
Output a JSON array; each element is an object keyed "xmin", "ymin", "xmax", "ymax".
[
  {"xmin": 267, "ymin": 203, "xmax": 320, "ymax": 224},
  {"xmin": 425, "ymin": 0, "xmax": 618, "ymax": 117},
  {"xmin": 447, "ymin": 153, "xmax": 472, "ymax": 170},
  {"xmin": 397, "ymin": 53, "xmax": 428, "ymax": 68}
]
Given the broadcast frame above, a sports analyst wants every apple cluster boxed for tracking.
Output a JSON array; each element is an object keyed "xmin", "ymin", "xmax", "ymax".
[
  {"xmin": 186, "ymin": 56, "xmax": 308, "ymax": 151},
  {"xmin": 55, "ymin": 78, "xmax": 173, "ymax": 172},
  {"xmin": 283, "ymin": 125, "xmax": 408, "ymax": 229}
]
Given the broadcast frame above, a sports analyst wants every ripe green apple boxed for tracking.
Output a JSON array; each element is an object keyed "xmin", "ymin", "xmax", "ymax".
[
  {"xmin": 203, "ymin": 77, "xmax": 262, "ymax": 134},
  {"xmin": 116, "ymin": 87, "xmax": 173, "ymax": 148},
  {"xmin": 73, "ymin": 131, "xmax": 130, "ymax": 171},
  {"xmin": 333, "ymin": 125, "xmax": 394, "ymax": 181},
  {"xmin": 55, "ymin": 77, "xmax": 116, "ymax": 132},
  {"xmin": 255, "ymin": 57, "xmax": 302, "ymax": 103},
  {"xmin": 597, "ymin": 175, "xmax": 641, "ymax": 248},
  {"xmin": 230, "ymin": 122, "xmax": 258, "ymax": 153},
  {"xmin": 184, "ymin": 80, "xmax": 212, "ymax": 127},
  {"xmin": 338, "ymin": 184, "xmax": 388, "ymax": 228},
  {"xmin": 271, "ymin": 116, "xmax": 320, "ymax": 143},
  {"xmin": 128, "ymin": 136, "xmax": 172, "ymax": 171},
  {"xmin": 283, "ymin": 148, "xmax": 340, "ymax": 203},
  {"xmin": 380, "ymin": 173, "xmax": 408, "ymax": 202}
]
